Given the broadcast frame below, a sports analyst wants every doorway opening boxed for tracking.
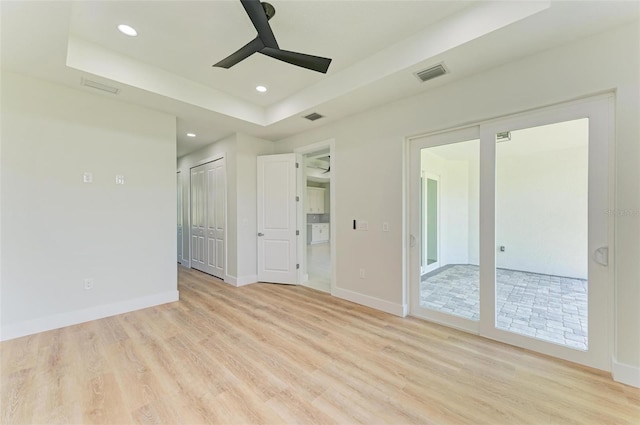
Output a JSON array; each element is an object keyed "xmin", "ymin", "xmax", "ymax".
[
  {"xmin": 302, "ymin": 149, "xmax": 332, "ymax": 293},
  {"xmin": 421, "ymin": 173, "xmax": 440, "ymax": 274}
]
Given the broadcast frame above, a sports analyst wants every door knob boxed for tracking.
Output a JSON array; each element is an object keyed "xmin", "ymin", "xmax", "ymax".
[{"xmin": 258, "ymin": 232, "xmax": 264, "ymax": 237}]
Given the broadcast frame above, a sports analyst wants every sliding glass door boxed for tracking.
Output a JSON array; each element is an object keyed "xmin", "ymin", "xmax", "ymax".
[
  {"xmin": 410, "ymin": 127, "xmax": 481, "ymax": 334},
  {"xmin": 410, "ymin": 96, "xmax": 612, "ymax": 370}
]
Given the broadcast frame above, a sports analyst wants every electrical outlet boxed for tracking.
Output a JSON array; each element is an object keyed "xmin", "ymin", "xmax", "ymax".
[
  {"xmin": 115, "ymin": 175, "xmax": 125, "ymax": 185},
  {"xmin": 382, "ymin": 222, "xmax": 389, "ymax": 232},
  {"xmin": 359, "ymin": 268, "xmax": 366, "ymax": 279},
  {"xmin": 84, "ymin": 278, "xmax": 94, "ymax": 290},
  {"xmin": 83, "ymin": 172, "xmax": 93, "ymax": 183}
]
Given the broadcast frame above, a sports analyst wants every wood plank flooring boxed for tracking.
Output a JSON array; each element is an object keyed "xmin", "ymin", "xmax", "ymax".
[{"xmin": 2, "ymin": 266, "xmax": 639, "ymax": 424}]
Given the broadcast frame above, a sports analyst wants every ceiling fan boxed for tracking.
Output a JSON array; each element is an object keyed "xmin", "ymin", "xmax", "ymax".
[{"xmin": 213, "ymin": 0, "xmax": 332, "ymax": 74}]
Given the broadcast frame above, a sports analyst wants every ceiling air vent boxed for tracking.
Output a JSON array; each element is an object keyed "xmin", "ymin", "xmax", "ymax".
[
  {"xmin": 303, "ymin": 112, "xmax": 324, "ymax": 122},
  {"xmin": 81, "ymin": 78, "xmax": 120, "ymax": 95},
  {"xmin": 415, "ymin": 63, "xmax": 448, "ymax": 83}
]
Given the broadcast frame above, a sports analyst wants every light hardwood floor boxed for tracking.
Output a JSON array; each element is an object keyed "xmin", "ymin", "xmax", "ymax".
[{"xmin": 2, "ymin": 266, "xmax": 639, "ymax": 424}]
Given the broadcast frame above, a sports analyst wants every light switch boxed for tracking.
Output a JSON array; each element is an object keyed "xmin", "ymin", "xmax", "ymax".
[{"xmin": 83, "ymin": 172, "xmax": 93, "ymax": 183}]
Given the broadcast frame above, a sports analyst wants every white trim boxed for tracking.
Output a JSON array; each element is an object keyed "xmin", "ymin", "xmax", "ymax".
[
  {"xmin": 189, "ymin": 152, "xmax": 225, "ymax": 169},
  {"xmin": 294, "ymin": 138, "xmax": 335, "ymax": 156},
  {"xmin": 333, "ymin": 286, "xmax": 406, "ymax": 317},
  {"xmin": 612, "ymin": 359, "xmax": 640, "ymax": 388},
  {"xmin": 0, "ymin": 290, "xmax": 179, "ymax": 342},
  {"xmin": 225, "ymin": 274, "xmax": 258, "ymax": 287},
  {"xmin": 405, "ymin": 91, "xmax": 615, "ymax": 143}
]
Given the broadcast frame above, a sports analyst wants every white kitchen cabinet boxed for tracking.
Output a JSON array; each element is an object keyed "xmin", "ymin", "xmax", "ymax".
[
  {"xmin": 306, "ymin": 187, "xmax": 325, "ymax": 214},
  {"xmin": 308, "ymin": 223, "xmax": 329, "ymax": 244}
]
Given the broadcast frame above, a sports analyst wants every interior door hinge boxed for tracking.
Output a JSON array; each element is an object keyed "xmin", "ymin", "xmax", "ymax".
[
  {"xmin": 296, "ymin": 230, "xmax": 300, "ymax": 236},
  {"xmin": 296, "ymin": 196, "xmax": 300, "ymax": 202},
  {"xmin": 296, "ymin": 162, "xmax": 299, "ymax": 168},
  {"xmin": 296, "ymin": 263, "xmax": 300, "ymax": 269}
]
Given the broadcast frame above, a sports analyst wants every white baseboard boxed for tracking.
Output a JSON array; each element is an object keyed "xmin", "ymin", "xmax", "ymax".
[
  {"xmin": 0, "ymin": 290, "xmax": 179, "ymax": 342},
  {"xmin": 224, "ymin": 274, "xmax": 257, "ymax": 287},
  {"xmin": 332, "ymin": 286, "xmax": 406, "ymax": 317},
  {"xmin": 612, "ymin": 358, "xmax": 640, "ymax": 388}
]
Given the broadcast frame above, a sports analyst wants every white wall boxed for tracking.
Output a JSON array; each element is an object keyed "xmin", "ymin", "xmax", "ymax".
[
  {"xmin": 1, "ymin": 72, "xmax": 178, "ymax": 339},
  {"xmin": 496, "ymin": 146, "xmax": 588, "ymax": 279},
  {"xmin": 273, "ymin": 23, "xmax": 640, "ymax": 369},
  {"xmin": 176, "ymin": 133, "xmax": 274, "ymax": 285}
]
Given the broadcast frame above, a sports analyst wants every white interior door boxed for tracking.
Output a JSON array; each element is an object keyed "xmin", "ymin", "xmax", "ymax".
[
  {"xmin": 191, "ymin": 159, "xmax": 226, "ymax": 279},
  {"xmin": 257, "ymin": 154, "xmax": 299, "ymax": 284}
]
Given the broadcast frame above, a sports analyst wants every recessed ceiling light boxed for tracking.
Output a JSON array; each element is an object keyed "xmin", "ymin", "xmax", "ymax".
[
  {"xmin": 186, "ymin": 133, "xmax": 196, "ymax": 137},
  {"xmin": 256, "ymin": 85, "xmax": 267, "ymax": 93},
  {"xmin": 117, "ymin": 24, "xmax": 138, "ymax": 37}
]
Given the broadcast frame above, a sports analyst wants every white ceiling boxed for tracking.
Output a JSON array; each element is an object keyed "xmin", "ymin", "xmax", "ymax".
[{"xmin": 2, "ymin": 1, "xmax": 638, "ymax": 157}]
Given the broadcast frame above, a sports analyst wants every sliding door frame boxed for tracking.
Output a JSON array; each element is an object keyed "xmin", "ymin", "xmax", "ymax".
[{"xmin": 406, "ymin": 93, "xmax": 615, "ymax": 371}]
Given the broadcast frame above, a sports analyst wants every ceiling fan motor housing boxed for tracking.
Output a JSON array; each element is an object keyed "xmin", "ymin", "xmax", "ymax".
[{"xmin": 262, "ymin": 2, "xmax": 275, "ymax": 20}]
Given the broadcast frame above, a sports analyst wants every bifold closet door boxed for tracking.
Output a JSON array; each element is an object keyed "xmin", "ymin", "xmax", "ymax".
[
  {"xmin": 190, "ymin": 159, "xmax": 225, "ymax": 280},
  {"xmin": 191, "ymin": 165, "xmax": 206, "ymax": 272},
  {"xmin": 205, "ymin": 160, "xmax": 225, "ymax": 279}
]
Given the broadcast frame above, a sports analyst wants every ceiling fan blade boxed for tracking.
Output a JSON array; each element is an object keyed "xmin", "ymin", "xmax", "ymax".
[
  {"xmin": 241, "ymin": 0, "xmax": 278, "ymax": 48},
  {"xmin": 260, "ymin": 47, "xmax": 332, "ymax": 74},
  {"xmin": 213, "ymin": 37, "xmax": 263, "ymax": 68}
]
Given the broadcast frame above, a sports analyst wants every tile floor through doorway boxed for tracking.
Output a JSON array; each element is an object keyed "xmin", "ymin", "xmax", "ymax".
[{"xmin": 421, "ymin": 264, "xmax": 588, "ymax": 350}]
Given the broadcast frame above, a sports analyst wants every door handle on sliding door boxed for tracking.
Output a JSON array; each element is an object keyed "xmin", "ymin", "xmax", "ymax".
[
  {"xmin": 593, "ymin": 246, "xmax": 609, "ymax": 266},
  {"xmin": 258, "ymin": 233, "xmax": 264, "ymax": 237}
]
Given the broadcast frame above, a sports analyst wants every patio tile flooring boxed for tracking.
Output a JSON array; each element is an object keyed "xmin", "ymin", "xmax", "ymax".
[{"xmin": 420, "ymin": 264, "xmax": 588, "ymax": 350}]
